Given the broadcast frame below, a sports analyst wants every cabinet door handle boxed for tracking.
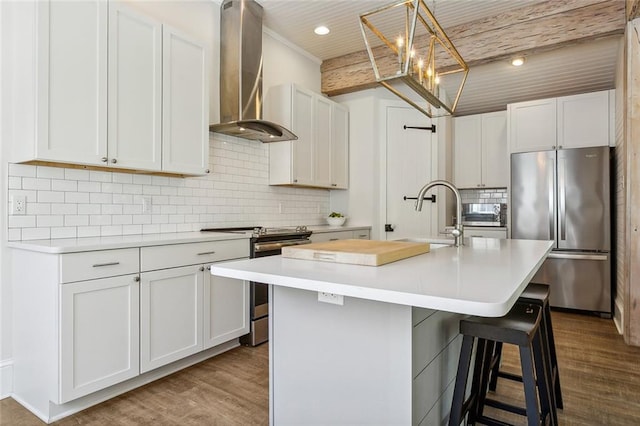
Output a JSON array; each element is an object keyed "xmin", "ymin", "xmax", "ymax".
[
  {"xmin": 199, "ymin": 266, "xmax": 205, "ymax": 272},
  {"xmin": 92, "ymin": 262, "xmax": 120, "ymax": 268},
  {"xmin": 197, "ymin": 251, "xmax": 216, "ymax": 256},
  {"xmin": 206, "ymin": 266, "xmax": 211, "ymax": 271},
  {"xmin": 293, "ymin": 179, "xmax": 298, "ymax": 183},
  {"xmin": 101, "ymin": 157, "xmax": 108, "ymax": 163},
  {"xmin": 331, "ymin": 183, "xmax": 337, "ymax": 187},
  {"xmin": 134, "ymin": 276, "xmax": 140, "ymax": 282}
]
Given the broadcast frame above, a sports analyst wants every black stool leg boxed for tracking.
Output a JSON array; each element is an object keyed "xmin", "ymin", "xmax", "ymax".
[
  {"xmin": 475, "ymin": 339, "xmax": 496, "ymax": 421},
  {"xmin": 518, "ymin": 345, "xmax": 541, "ymax": 426},
  {"xmin": 544, "ymin": 304, "xmax": 563, "ymax": 409},
  {"xmin": 449, "ymin": 335, "xmax": 475, "ymax": 426},
  {"xmin": 533, "ymin": 329, "xmax": 556, "ymax": 426},
  {"xmin": 488, "ymin": 342, "xmax": 503, "ymax": 391}
]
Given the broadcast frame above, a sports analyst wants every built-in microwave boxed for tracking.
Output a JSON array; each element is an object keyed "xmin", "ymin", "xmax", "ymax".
[{"xmin": 461, "ymin": 203, "xmax": 506, "ymax": 227}]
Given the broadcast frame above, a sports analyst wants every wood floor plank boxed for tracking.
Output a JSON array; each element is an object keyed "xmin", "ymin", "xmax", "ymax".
[{"xmin": 1, "ymin": 311, "xmax": 639, "ymax": 425}]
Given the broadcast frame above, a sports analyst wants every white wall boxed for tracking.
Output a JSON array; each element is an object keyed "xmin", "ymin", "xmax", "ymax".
[
  {"xmin": 0, "ymin": 0, "xmax": 325, "ymax": 398},
  {"xmin": 331, "ymin": 90, "xmax": 381, "ymax": 238}
]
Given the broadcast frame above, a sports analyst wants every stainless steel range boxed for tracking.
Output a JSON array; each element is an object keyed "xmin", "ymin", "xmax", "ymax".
[{"xmin": 201, "ymin": 226, "xmax": 312, "ymax": 345}]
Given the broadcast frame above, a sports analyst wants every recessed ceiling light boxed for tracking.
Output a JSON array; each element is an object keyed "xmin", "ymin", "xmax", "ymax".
[
  {"xmin": 511, "ymin": 57, "xmax": 525, "ymax": 67},
  {"xmin": 314, "ymin": 26, "xmax": 330, "ymax": 36}
]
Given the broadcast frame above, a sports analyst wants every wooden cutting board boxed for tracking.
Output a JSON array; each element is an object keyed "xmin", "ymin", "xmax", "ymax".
[{"xmin": 281, "ymin": 239, "xmax": 430, "ymax": 266}]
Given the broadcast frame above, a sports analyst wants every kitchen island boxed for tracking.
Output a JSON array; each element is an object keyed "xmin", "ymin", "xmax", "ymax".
[{"xmin": 211, "ymin": 238, "xmax": 553, "ymax": 425}]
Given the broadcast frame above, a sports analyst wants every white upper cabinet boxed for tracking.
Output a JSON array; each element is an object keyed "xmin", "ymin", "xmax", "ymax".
[
  {"xmin": 557, "ymin": 90, "xmax": 609, "ymax": 149},
  {"xmin": 10, "ymin": 1, "xmax": 108, "ymax": 165},
  {"xmin": 508, "ymin": 90, "xmax": 611, "ymax": 153},
  {"xmin": 508, "ymin": 98, "xmax": 557, "ymax": 153},
  {"xmin": 266, "ymin": 83, "xmax": 349, "ymax": 189},
  {"xmin": 454, "ymin": 111, "xmax": 507, "ymax": 189},
  {"xmin": 161, "ymin": 26, "xmax": 209, "ymax": 175},
  {"xmin": 108, "ymin": 3, "xmax": 162, "ymax": 171},
  {"xmin": 7, "ymin": 1, "xmax": 209, "ymax": 175}
]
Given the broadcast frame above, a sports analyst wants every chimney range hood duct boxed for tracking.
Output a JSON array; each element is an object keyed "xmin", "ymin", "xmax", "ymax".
[{"xmin": 209, "ymin": 0, "xmax": 297, "ymax": 143}]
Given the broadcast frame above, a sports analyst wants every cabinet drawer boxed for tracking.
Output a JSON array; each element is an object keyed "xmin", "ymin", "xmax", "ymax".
[
  {"xmin": 352, "ymin": 230, "xmax": 370, "ymax": 240},
  {"xmin": 140, "ymin": 239, "xmax": 249, "ymax": 271},
  {"xmin": 60, "ymin": 248, "xmax": 140, "ymax": 284},
  {"xmin": 310, "ymin": 230, "xmax": 353, "ymax": 243}
]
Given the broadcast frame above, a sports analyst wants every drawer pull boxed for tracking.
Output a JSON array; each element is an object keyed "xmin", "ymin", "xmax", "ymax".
[
  {"xmin": 357, "ymin": 234, "xmax": 368, "ymax": 238},
  {"xmin": 329, "ymin": 238, "xmax": 339, "ymax": 241},
  {"xmin": 197, "ymin": 251, "xmax": 217, "ymax": 256},
  {"xmin": 92, "ymin": 262, "xmax": 120, "ymax": 268}
]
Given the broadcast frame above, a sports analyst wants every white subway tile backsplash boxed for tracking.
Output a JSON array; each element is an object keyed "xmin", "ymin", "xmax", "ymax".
[
  {"xmin": 38, "ymin": 191, "xmax": 65, "ymax": 203},
  {"xmin": 65, "ymin": 215, "xmax": 89, "ymax": 227},
  {"xmin": 52, "ymin": 179, "xmax": 78, "ymax": 192},
  {"xmin": 78, "ymin": 181, "xmax": 101, "ymax": 193},
  {"xmin": 90, "ymin": 215, "xmax": 112, "ymax": 226},
  {"xmin": 37, "ymin": 215, "xmax": 63, "ymax": 227},
  {"xmin": 9, "ymin": 216, "xmax": 36, "ymax": 228},
  {"xmin": 64, "ymin": 169, "xmax": 90, "ymax": 181},
  {"xmin": 90, "ymin": 193, "xmax": 113, "ymax": 204},
  {"xmin": 77, "ymin": 226, "xmax": 101, "ymax": 238},
  {"xmin": 89, "ymin": 171, "xmax": 112, "ymax": 183},
  {"xmin": 51, "ymin": 227, "xmax": 77, "ymax": 239},
  {"xmin": 66, "ymin": 192, "xmax": 90, "ymax": 203},
  {"xmin": 23, "ymin": 178, "xmax": 51, "ymax": 191},
  {"xmin": 22, "ymin": 227, "xmax": 50, "ymax": 240},
  {"xmin": 78, "ymin": 204, "xmax": 101, "ymax": 215},
  {"xmin": 7, "ymin": 134, "xmax": 331, "ymax": 241},
  {"xmin": 9, "ymin": 163, "xmax": 37, "ymax": 177},
  {"xmin": 36, "ymin": 166, "xmax": 64, "ymax": 179}
]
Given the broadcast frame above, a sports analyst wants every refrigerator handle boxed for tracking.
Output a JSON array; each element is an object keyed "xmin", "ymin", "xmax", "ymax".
[
  {"xmin": 548, "ymin": 158, "xmax": 555, "ymax": 241},
  {"xmin": 548, "ymin": 252, "xmax": 608, "ymax": 261},
  {"xmin": 558, "ymin": 157, "xmax": 566, "ymax": 241}
]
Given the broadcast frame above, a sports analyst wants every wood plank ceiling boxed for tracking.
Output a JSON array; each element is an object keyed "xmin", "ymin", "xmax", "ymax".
[{"xmin": 262, "ymin": 0, "xmax": 626, "ymax": 116}]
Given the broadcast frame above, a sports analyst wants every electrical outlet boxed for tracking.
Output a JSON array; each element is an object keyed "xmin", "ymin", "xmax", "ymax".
[
  {"xmin": 142, "ymin": 196, "xmax": 152, "ymax": 213},
  {"xmin": 318, "ymin": 292, "xmax": 344, "ymax": 305},
  {"xmin": 10, "ymin": 195, "xmax": 26, "ymax": 215}
]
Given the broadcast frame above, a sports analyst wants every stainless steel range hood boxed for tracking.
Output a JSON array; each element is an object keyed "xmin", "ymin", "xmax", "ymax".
[{"xmin": 209, "ymin": 0, "xmax": 297, "ymax": 143}]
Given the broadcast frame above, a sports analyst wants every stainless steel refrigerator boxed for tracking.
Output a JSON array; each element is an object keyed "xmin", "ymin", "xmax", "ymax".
[{"xmin": 511, "ymin": 146, "xmax": 612, "ymax": 316}]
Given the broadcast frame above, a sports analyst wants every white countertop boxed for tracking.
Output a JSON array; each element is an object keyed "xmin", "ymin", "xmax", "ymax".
[
  {"xmin": 211, "ymin": 238, "xmax": 553, "ymax": 317},
  {"xmin": 7, "ymin": 231, "xmax": 250, "ymax": 254},
  {"xmin": 6, "ymin": 225, "xmax": 372, "ymax": 254}
]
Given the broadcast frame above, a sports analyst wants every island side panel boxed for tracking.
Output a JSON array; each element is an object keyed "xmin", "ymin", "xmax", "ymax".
[
  {"xmin": 270, "ymin": 285, "xmax": 413, "ymax": 425},
  {"xmin": 412, "ymin": 308, "xmax": 465, "ymax": 425}
]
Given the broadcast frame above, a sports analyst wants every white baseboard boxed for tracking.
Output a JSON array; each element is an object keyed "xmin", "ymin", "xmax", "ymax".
[{"xmin": 0, "ymin": 360, "xmax": 13, "ymax": 399}]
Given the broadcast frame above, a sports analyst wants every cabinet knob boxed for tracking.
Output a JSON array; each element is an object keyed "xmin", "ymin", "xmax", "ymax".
[
  {"xmin": 558, "ymin": 145, "xmax": 562, "ymax": 149},
  {"xmin": 101, "ymin": 157, "xmax": 108, "ymax": 163},
  {"xmin": 293, "ymin": 179, "xmax": 298, "ymax": 183},
  {"xmin": 205, "ymin": 169, "xmax": 210, "ymax": 173},
  {"xmin": 200, "ymin": 266, "xmax": 205, "ymax": 272},
  {"xmin": 134, "ymin": 276, "xmax": 140, "ymax": 282},
  {"xmin": 552, "ymin": 146, "xmax": 556, "ymax": 149},
  {"xmin": 206, "ymin": 266, "xmax": 211, "ymax": 271},
  {"xmin": 331, "ymin": 183, "xmax": 337, "ymax": 187},
  {"xmin": 111, "ymin": 158, "xmax": 117, "ymax": 164}
]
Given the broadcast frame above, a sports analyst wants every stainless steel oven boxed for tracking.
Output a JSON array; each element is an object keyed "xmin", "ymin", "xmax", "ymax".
[{"xmin": 201, "ymin": 226, "xmax": 312, "ymax": 346}]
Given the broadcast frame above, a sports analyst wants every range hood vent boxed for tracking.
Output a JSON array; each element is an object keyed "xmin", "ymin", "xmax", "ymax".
[{"xmin": 209, "ymin": 0, "xmax": 297, "ymax": 143}]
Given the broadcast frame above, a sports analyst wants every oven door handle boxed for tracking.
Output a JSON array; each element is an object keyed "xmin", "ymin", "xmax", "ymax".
[{"xmin": 254, "ymin": 239, "xmax": 311, "ymax": 253}]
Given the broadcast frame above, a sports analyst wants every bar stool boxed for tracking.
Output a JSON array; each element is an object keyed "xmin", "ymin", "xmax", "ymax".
[
  {"xmin": 449, "ymin": 302, "xmax": 556, "ymax": 426},
  {"xmin": 488, "ymin": 283, "xmax": 563, "ymax": 410}
]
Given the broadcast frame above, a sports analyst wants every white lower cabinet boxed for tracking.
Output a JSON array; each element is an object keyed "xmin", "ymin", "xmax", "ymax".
[
  {"xmin": 204, "ymin": 266, "xmax": 249, "ymax": 349},
  {"xmin": 11, "ymin": 237, "xmax": 249, "ymax": 421},
  {"xmin": 60, "ymin": 274, "xmax": 140, "ymax": 403},
  {"xmin": 140, "ymin": 265, "xmax": 204, "ymax": 373}
]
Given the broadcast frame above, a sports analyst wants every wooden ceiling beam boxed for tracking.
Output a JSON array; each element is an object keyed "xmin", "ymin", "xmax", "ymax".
[{"xmin": 321, "ymin": 0, "xmax": 625, "ymax": 97}]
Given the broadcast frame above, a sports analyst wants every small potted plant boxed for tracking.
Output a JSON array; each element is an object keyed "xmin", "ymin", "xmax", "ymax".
[{"xmin": 327, "ymin": 211, "xmax": 347, "ymax": 226}]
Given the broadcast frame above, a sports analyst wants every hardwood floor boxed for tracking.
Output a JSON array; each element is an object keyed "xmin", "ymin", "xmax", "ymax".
[{"xmin": 1, "ymin": 311, "xmax": 639, "ymax": 425}]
